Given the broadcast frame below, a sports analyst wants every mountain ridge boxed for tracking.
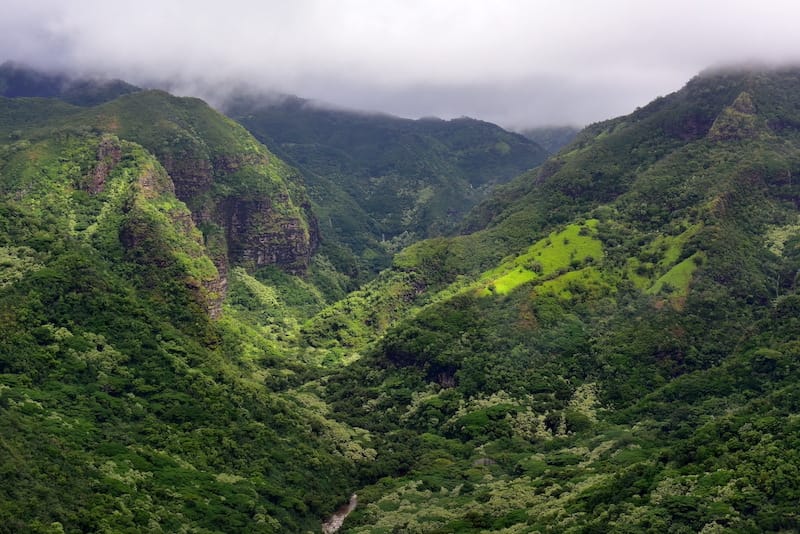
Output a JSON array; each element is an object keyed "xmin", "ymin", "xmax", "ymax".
[
  {"xmin": 225, "ymin": 92, "xmax": 549, "ymax": 283},
  {"xmin": 1, "ymin": 65, "xmax": 800, "ymax": 532},
  {"xmin": 311, "ymin": 66, "xmax": 800, "ymax": 531},
  {"xmin": 0, "ymin": 78, "xmax": 368, "ymax": 531}
]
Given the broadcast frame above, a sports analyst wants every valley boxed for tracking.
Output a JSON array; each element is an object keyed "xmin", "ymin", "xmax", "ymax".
[{"xmin": 1, "ymin": 63, "xmax": 800, "ymax": 533}]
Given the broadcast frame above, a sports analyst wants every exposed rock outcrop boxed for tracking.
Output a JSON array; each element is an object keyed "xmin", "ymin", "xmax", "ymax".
[
  {"xmin": 159, "ymin": 149, "xmax": 318, "ymax": 286},
  {"xmin": 708, "ymin": 91, "xmax": 761, "ymax": 141},
  {"xmin": 159, "ymin": 152, "xmax": 214, "ymax": 202},
  {"xmin": 87, "ymin": 136, "xmax": 123, "ymax": 193},
  {"xmin": 202, "ymin": 259, "xmax": 227, "ymax": 319},
  {"xmin": 223, "ymin": 197, "xmax": 316, "ymax": 274},
  {"xmin": 100, "ymin": 91, "xmax": 320, "ymax": 318}
]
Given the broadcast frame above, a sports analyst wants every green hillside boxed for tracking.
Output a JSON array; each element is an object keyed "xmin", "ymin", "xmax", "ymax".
[
  {"xmin": 0, "ymin": 90, "xmax": 362, "ymax": 532},
  {"xmin": 312, "ymin": 67, "xmax": 800, "ymax": 532},
  {"xmin": 225, "ymin": 95, "xmax": 549, "ymax": 283},
  {"xmin": 2, "ymin": 66, "xmax": 800, "ymax": 533}
]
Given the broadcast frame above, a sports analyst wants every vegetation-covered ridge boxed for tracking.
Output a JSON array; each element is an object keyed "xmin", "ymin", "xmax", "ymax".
[
  {"xmin": 313, "ymin": 66, "xmax": 800, "ymax": 532},
  {"xmin": 225, "ymin": 94, "xmax": 549, "ymax": 285},
  {"xmin": 0, "ymin": 88, "xmax": 322, "ymax": 315},
  {"xmin": 0, "ymin": 76, "xmax": 365, "ymax": 532},
  {"xmin": 2, "ymin": 65, "xmax": 800, "ymax": 533}
]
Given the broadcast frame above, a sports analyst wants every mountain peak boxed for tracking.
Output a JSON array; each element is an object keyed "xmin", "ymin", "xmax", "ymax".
[
  {"xmin": 731, "ymin": 90, "xmax": 757, "ymax": 114},
  {"xmin": 708, "ymin": 90, "xmax": 763, "ymax": 141}
]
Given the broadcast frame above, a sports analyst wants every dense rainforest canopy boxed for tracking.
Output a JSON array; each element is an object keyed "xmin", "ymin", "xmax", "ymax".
[{"xmin": 1, "ymin": 64, "xmax": 800, "ymax": 532}]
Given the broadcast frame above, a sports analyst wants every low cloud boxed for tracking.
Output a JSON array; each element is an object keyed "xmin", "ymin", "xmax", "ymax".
[{"xmin": 3, "ymin": 0, "xmax": 800, "ymax": 126}]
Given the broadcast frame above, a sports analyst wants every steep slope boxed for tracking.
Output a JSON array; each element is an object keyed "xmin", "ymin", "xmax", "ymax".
[
  {"xmin": 5, "ymin": 65, "xmax": 800, "ymax": 533},
  {"xmin": 0, "ymin": 91, "xmax": 321, "ymax": 315},
  {"xmin": 311, "ymin": 67, "xmax": 800, "ymax": 532},
  {"xmin": 225, "ymin": 95, "xmax": 548, "ymax": 282},
  {"xmin": 0, "ymin": 133, "xmax": 369, "ymax": 532},
  {"xmin": 0, "ymin": 90, "xmax": 367, "ymax": 532},
  {"xmin": 96, "ymin": 91, "xmax": 320, "ymax": 279}
]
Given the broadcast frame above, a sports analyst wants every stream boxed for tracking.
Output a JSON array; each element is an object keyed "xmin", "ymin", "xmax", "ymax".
[{"xmin": 322, "ymin": 494, "xmax": 358, "ymax": 533}]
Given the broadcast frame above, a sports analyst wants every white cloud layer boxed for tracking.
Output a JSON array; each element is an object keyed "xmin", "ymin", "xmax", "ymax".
[{"xmin": 2, "ymin": 0, "xmax": 800, "ymax": 126}]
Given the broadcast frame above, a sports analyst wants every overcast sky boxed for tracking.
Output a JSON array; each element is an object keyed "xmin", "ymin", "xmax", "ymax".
[{"xmin": 2, "ymin": 0, "xmax": 800, "ymax": 127}]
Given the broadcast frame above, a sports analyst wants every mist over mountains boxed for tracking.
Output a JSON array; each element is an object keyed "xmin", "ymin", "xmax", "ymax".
[
  {"xmin": 6, "ymin": 0, "xmax": 800, "ymax": 127},
  {"xmin": 2, "ymin": 33, "xmax": 800, "ymax": 534}
]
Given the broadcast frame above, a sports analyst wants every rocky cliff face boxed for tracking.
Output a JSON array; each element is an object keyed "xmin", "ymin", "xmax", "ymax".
[
  {"xmin": 96, "ymin": 91, "xmax": 321, "ymax": 316},
  {"xmin": 155, "ymin": 149, "xmax": 231, "ymax": 318},
  {"xmin": 159, "ymin": 152, "xmax": 214, "ymax": 202},
  {"xmin": 223, "ymin": 197, "xmax": 318, "ymax": 275},
  {"xmin": 156, "ymin": 146, "xmax": 319, "ymax": 284},
  {"xmin": 88, "ymin": 137, "xmax": 123, "ymax": 193},
  {"xmin": 110, "ymin": 144, "xmax": 226, "ymax": 319}
]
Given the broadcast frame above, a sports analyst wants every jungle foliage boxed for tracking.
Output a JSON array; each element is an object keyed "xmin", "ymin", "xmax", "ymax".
[
  {"xmin": 2, "ymin": 66, "xmax": 800, "ymax": 533},
  {"xmin": 0, "ymin": 91, "xmax": 362, "ymax": 533},
  {"xmin": 225, "ymin": 95, "xmax": 549, "ymax": 285},
  {"xmin": 315, "ymin": 67, "xmax": 800, "ymax": 532}
]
